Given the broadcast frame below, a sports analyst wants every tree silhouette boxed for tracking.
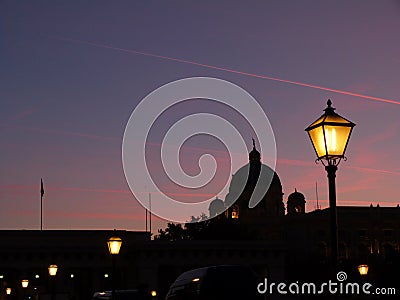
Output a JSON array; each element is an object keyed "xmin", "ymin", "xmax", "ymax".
[{"xmin": 154, "ymin": 212, "xmax": 251, "ymax": 241}]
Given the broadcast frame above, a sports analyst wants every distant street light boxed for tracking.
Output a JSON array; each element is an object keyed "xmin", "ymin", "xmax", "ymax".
[
  {"xmin": 48, "ymin": 265, "xmax": 58, "ymax": 300},
  {"xmin": 305, "ymin": 99, "xmax": 355, "ymax": 272},
  {"xmin": 21, "ymin": 279, "xmax": 29, "ymax": 288},
  {"xmin": 358, "ymin": 264, "xmax": 369, "ymax": 276},
  {"xmin": 48, "ymin": 265, "xmax": 58, "ymax": 277},
  {"xmin": 107, "ymin": 233, "xmax": 122, "ymax": 255},
  {"xmin": 107, "ymin": 230, "xmax": 122, "ymax": 300},
  {"xmin": 22, "ymin": 279, "xmax": 29, "ymax": 300},
  {"xmin": 6, "ymin": 287, "xmax": 12, "ymax": 295}
]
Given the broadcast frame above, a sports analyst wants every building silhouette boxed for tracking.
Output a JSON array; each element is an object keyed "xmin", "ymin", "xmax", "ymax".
[{"xmin": 0, "ymin": 144, "xmax": 399, "ymax": 299}]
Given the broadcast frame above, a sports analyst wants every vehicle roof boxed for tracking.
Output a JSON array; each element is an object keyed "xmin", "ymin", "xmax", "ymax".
[
  {"xmin": 173, "ymin": 264, "xmax": 252, "ymax": 284},
  {"xmin": 93, "ymin": 289, "xmax": 139, "ymax": 298}
]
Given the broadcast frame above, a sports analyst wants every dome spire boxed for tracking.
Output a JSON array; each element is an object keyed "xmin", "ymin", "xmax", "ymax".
[{"xmin": 249, "ymin": 138, "xmax": 260, "ymax": 161}]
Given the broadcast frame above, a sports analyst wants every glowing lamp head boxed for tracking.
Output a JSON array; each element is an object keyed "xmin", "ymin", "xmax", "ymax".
[
  {"xmin": 358, "ymin": 264, "xmax": 369, "ymax": 276},
  {"xmin": 6, "ymin": 288, "xmax": 11, "ymax": 295},
  {"xmin": 305, "ymin": 100, "xmax": 355, "ymax": 165},
  {"xmin": 151, "ymin": 290, "xmax": 157, "ymax": 297},
  {"xmin": 48, "ymin": 265, "xmax": 58, "ymax": 276},
  {"xmin": 107, "ymin": 231, "xmax": 122, "ymax": 255},
  {"xmin": 21, "ymin": 279, "xmax": 29, "ymax": 288}
]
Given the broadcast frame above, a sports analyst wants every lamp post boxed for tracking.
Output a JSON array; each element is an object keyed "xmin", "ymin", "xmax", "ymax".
[
  {"xmin": 21, "ymin": 279, "xmax": 29, "ymax": 300},
  {"xmin": 305, "ymin": 99, "xmax": 355, "ymax": 272},
  {"xmin": 48, "ymin": 265, "xmax": 58, "ymax": 300},
  {"xmin": 107, "ymin": 230, "xmax": 122, "ymax": 300}
]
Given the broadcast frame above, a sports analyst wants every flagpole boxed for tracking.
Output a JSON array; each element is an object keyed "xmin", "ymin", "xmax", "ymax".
[
  {"xmin": 40, "ymin": 178, "xmax": 44, "ymax": 230},
  {"xmin": 145, "ymin": 207, "xmax": 148, "ymax": 232},
  {"xmin": 41, "ymin": 194, "xmax": 43, "ymax": 230},
  {"xmin": 149, "ymin": 193, "xmax": 152, "ymax": 237}
]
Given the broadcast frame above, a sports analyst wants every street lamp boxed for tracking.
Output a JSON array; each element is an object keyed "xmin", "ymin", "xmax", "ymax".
[
  {"xmin": 48, "ymin": 265, "xmax": 58, "ymax": 300},
  {"xmin": 6, "ymin": 287, "xmax": 11, "ymax": 295},
  {"xmin": 22, "ymin": 279, "xmax": 29, "ymax": 300},
  {"xmin": 107, "ymin": 230, "xmax": 122, "ymax": 300},
  {"xmin": 21, "ymin": 279, "xmax": 29, "ymax": 288},
  {"xmin": 358, "ymin": 264, "xmax": 369, "ymax": 276},
  {"xmin": 305, "ymin": 99, "xmax": 356, "ymax": 272},
  {"xmin": 48, "ymin": 265, "xmax": 58, "ymax": 276}
]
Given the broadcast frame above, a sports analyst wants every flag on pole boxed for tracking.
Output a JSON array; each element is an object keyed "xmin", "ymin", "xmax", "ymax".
[{"xmin": 41, "ymin": 178, "xmax": 44, "ymax": 197}]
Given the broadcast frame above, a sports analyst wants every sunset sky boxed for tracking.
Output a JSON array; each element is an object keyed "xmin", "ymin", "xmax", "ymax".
[{"xmin": 1, "ymin": 1, "xmax": 399, "ymax": 233}]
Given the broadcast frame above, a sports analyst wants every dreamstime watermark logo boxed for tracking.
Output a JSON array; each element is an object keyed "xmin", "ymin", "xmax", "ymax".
[
  {"xmin": 257, "ymin": 271, "xmax": 396, "ymax": 296},
  {"xmin": 122, "ymin": 77, "xmax": 276, "ymax": 223}
]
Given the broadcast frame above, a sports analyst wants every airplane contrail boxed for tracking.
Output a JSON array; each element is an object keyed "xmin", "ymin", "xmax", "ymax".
[{"xmin": 53, "ymin": 36, "xmax": 400, "ymax": 105}]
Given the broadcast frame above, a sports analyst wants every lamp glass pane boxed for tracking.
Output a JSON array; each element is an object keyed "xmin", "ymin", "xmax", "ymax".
[
  {"xmin": 308, "ymin": 126, "xmax": 326, "ymax": 158},
  {"xmin": 324, "ymin": 114, "xmax": 352, "ymax": 124},
  {"xmin": 308, "ymin": 115, "xmax": 325, "ymax": 127},
  {"xmin": 323, "ymin": 125, "xmax": 351, "ymax": 156}
]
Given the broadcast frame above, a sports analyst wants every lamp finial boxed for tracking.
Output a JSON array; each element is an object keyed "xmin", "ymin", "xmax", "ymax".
[{"xmin": 324, "ymin": 99, "xmax": 336, "ymax": 114}]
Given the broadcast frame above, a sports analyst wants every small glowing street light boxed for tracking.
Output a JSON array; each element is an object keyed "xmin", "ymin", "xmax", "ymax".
[
  {"xmin": 107, "ymin": 230, "xmax": 123, "ymax": 300},
  {"xmin": 151, "ymin": 290, "xmax": 157, "ymax": 297},
  {"xmin": 358, "ymin": 264, "xmax": 369, "ymax": 276},
  {"xmin": 21, "ymin": 279, "xmax": 29, "ymax": 288},
  {"xmin": 48, "ymin": 265, "xmax": 58, "ymax": 276},
  {"xmin": 6, "ymin": 287, "xmax": 12, "ymax": 295},
  {"xmin": 49, "ymin": 265, "xmax": 58, "ymax": 300},
  {"xmin": 107, "ymin": 235, "xmax": 122, "ymax": 255}
]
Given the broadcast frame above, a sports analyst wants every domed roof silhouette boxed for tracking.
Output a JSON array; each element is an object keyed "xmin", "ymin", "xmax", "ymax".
[
  {"xmin": 287, "ymin": 188, "xmax": 306, "ymax": 214},
  {"xmin": 224, "ymin": 142, "xmax": 284, "ymax": 220},
  {"xmin": 225, "ymin": 164, "xmax": 278, "ymax": 206},
  {"xmin": 288, "ymin": 189, "xmax": 305, "ymax": 202},
  {"xmin": 208, "ymin": 197, "xmax": 225, "ymax": 218}
]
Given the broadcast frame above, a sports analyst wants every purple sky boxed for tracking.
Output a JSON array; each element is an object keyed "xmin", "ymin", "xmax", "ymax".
[{"xmin": 1, "ymin": 1, "xmax": 399, "ymax": 233}]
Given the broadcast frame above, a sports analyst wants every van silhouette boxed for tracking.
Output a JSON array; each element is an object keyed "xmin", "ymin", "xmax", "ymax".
[{"xmin": 166, "ymin": 265, "xmax": 263, "ymax": 300}]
